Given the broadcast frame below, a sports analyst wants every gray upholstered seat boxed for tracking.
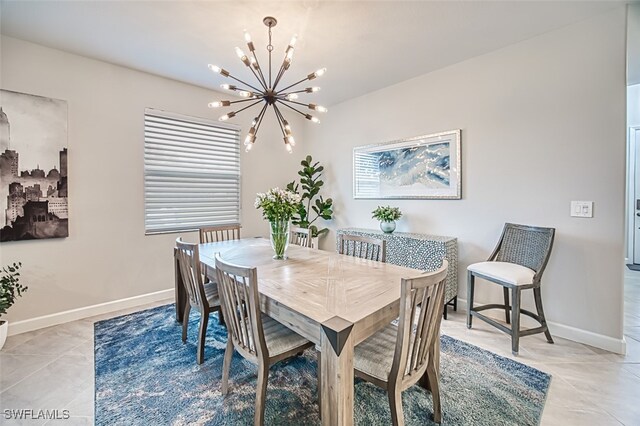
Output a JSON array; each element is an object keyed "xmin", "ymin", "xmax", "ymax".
[
  {"xmin": 203, "ymin": 282, "xmax": 220, "ymax": 306},
  {"xmin": 354, "ymin": 323, "xmax": 397, "ymax": 382},
  {"xmin": 262, "ymin": 314, "xmax": 311, "ymax": 357}
]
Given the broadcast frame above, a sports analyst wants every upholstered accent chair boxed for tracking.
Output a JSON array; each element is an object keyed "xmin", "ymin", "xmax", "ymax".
[
  {"xmin": 215, "ymin": 253, "xmax": 314, "ymax": 426},
  {"xmin": 352, "ymin": 260, "xmax": 449, "ymax": 425},
  {"xmin": 466, "ymin": 223, "xmax": 555, "ymax": 355},
  {"xmin": 175, "ymin": 238, "xmax": 224, "ymax": 364},
  {"xmin": 199, "ymin": 223, "xmax": 241, "ymax": 243},
  {"xmin": 337, "ymin": 234, "xmax": 386, "ymax": 262}
]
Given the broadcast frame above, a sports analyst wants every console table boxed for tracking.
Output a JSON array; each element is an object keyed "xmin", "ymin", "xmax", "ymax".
[{"xmin": 336, "ymin": 228, "xmax": 458, "ymax": 318}]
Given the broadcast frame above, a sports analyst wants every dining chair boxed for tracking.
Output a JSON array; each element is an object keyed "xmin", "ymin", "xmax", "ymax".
[
  {"xmin": 199, "ymin": 223, "xmax": 241, "ymax": 243},
  {"xmin": 215, "ymin": 253, "xmax": 314, "ymax": 426},
  {"xmin": 289, "ymin": 226, "xmax": 313, "ymax": 248},
  {"xmin": 352, "ymin": 260, "xmax": 449, "ymax": 425},
  {"xmin": 467, "ymin": 223, "xmax": 555, "ymax": 355},
  {"xmin": 337, "ymin": 234, "xmax": 386, "ymax": 262},
  {"xmin": 175, "ymin": 238, "xmax": 224, "ymax": 364}
]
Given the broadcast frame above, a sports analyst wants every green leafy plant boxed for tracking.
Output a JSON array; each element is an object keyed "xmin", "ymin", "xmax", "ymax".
[
  {"xmin": 0, "ymin": 262, "xmax": 27, "ymax": 318},
  {"xmin": 372, "ymin": 206, "xmax": 402, "ymax": 222},
  {"xmin": 286, "ymin": 155, "xmax": 334, "ymax": 237}
]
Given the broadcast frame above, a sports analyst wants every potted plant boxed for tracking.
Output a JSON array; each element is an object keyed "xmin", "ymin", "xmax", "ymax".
[
  {"xmin": 255, "ymin": 188, "xmax": 302, "ymax": 260},
  {"xmin": 0, "ymin": 262, "xmax": 26, "ymax": 350},
  {"xmin": 286, "ymin": 155, "xmax": 334, "ymax": 248},
  {"xmin": 372, "ymin": 206, "xmax": 402, "ymax": 234}
]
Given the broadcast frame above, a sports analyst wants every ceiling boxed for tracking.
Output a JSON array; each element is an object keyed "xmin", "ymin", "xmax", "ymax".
[{"xmin": 0, "ymin": 1, "xmax": 626, "ymax": 106}]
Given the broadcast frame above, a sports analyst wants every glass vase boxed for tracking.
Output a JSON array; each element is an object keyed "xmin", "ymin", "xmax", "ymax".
[
  {"xmin": 380, "ymin": 221, "xmax": 396, "ymax": 234},
  {"xmin": 269, "ymin": 219, "xmax": 290, "ymax": 260}
]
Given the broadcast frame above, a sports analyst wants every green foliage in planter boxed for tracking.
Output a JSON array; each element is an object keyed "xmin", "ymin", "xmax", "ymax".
[
  {"xmin": 286, "ymin": 155, "xmax": 334, "ymax": 237},
  {"xmin": 0, "ymin": 262, "xmax": 27, "ymax": 318},
  {"xmin": 372, "ymin": 206, "xmax": 402, "ymax": 222}
]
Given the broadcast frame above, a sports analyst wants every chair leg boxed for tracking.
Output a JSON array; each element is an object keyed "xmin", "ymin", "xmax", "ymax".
[
  {"xmin": 426, "ymin": 361, "xmax": 442, "ymax": 424},
  {"xmin": 197, "ymin": 312, "xmax": 209, "ymax": 365},
  {"xmin": 511, "ymin": 288, "xmax": 521, "ymax": 355},
  {"xmin": 534, "ymin": 287, "xmax": 554, "ymax": 344},
  {"xmin": 218, "ymin": 308, "xmax": 225, "ymax": 327},
  {"xmin": 255, "ymin": 361, "xmax": 269, "ymax": 426},
  {"xmin": 388, "ymin": 387, "xmax": 405, "ymax": 426},
  {"xmin": 443, "ymin": 303, "xmax": 448, "ymax": 320},
  {"xmin": 453, "ymin": 296, "xmax": 458, "ymax": 311},
  {"xmin": 503, "ymin": 287, "xmax": 511, "ymax": 324},
  {"xmin": 466, "ymin": 271, "xmax": 475, "ymax": 329},
  {"xmin": 182, "ymin": 303, "xmax": 191, "ymax": 343},
  {"xmin": 222, "ymin": 338, "xmax": 234, "ymax": 395}
]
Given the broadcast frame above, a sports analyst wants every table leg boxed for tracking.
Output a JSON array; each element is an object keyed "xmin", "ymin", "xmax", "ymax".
[
  {"xmin": 174, "ymin": 250, "xmax": 185, "ymax": 323},
  {"xmin": 320, "ymin": 316, "xmax": 354, "ymax": 426}
]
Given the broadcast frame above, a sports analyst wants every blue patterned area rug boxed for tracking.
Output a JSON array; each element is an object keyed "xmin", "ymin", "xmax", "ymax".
[{"xmin": 95, "ymin": 304, "xmax": 550, "ymax": 425}]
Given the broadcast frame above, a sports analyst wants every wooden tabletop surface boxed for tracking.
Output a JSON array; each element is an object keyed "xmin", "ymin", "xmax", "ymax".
[{"xmin": 198, "ymin": 237, "xmax": 423, "ymax": 329}]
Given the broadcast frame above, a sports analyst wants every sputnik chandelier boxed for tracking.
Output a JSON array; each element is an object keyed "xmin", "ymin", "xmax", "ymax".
[{"xmin": 207, "ymin": 16, "xmax": 327, "ymax": 153}]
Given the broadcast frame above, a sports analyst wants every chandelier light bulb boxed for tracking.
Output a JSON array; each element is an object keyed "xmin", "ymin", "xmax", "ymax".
[
  {"xmin": 287, "ymin": 135, "xmax": 296, "ymax": 146},
  {"xmin": 244, "ymin": 30, "xmax": 252, "ymax": 43},
  {"xmin": 286, "ymin": 93, "xmax": 299, "ymax": 101},
  {"xmin": 238, "ymin": 91, "xmax": 253, "ymax": 98},
  {"xmin": 208, "ymin": 64, "xmax": 229, "ymax": 77},
  {"xmin": 220, "ymin": 84, "xmax": 236, "ymax": 91},
  {"xmin": 314, "ymin": 68, "xmax": 326, "ymax": 77},
  {"xmin": 208, "ymin": 100, "xmax": 231, "ymax": 108},
  {"xmin": 306, "ymin": 87, "xmax": 321, "ymax": 93},
  {"xmin": 245, "ymin": 143, "xmax": 253, "ymax": 152},
  {"xmin": 284, "ymin": 139, "xmax": 293, "ymax": 153},
  {"xmin": 309, "ymin": 103, "xmax": 327, "ymax": 113},
  {"xmin": 289, "ymin": 34, "xmax": 298, "ymax": 47},
  {"xmin": 305, "ymin": 114, "xmax": 320, "ymax": 123},
  {"xmin": 245, "ymin": 133, "xmax": 256, "ymax": 145},
  {"xmin": 219, "ymin": 111, "xmax": 235, "ymax": 121},
  {"xmin": 235, "ymin": 47, "xmax": 245, "ymax": 59}
]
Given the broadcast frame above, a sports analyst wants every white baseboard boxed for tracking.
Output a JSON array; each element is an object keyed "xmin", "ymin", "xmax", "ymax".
[
  {"xmin": 456, "ymin": 298, "xmax": 627, "ymax": 355},
  {"xmin": 8, "ymin": 289, "xmax": 174, "ymax": 336}
]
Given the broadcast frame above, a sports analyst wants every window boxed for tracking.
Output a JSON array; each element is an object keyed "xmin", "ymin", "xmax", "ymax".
[{"xmin": 144, "ymin": 109, "xmax": 241, "ymax": 234}]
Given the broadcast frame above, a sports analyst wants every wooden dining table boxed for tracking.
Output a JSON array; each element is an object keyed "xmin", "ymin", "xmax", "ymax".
[{"xmin": 174, "ymin": 237, "xmax": 437, "ymax": 426}]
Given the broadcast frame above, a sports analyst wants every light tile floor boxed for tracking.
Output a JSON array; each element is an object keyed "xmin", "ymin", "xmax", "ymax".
[{"xmin": 1, "ymin": 274, "xmax": 640, "ymax": 425}]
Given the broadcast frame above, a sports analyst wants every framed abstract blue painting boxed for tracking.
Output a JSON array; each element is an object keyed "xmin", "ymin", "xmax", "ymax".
[{"xmin": 353, "ymin": 130, "xmax": 461, "ymax": 199}]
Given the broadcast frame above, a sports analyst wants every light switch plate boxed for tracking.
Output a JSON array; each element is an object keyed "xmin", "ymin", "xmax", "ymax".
[{"xmin": 571, "ymin": 201, "xmax": 593, "ymax": 218}]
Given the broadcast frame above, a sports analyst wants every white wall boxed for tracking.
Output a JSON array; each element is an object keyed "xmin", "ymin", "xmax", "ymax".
[
  {"xmin": 306, "ymin": 8, "xmax": 627, "ymax": 348},
  {"xmin": 0, "ymin": 36, "xmax": 302, "ymax": 324}
]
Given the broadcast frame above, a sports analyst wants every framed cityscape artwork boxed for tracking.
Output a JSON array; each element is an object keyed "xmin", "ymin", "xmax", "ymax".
[
  {"xmin": 0, "ymin": 90, "xmax": 68, "ymax": 242},
  {"xmin": 353, "ymin": 130, "xmax": 461, "ymax": 200}
]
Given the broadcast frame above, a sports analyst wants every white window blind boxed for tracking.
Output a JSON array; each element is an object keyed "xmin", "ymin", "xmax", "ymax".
[{"xmin": 144, "ymin": 109, "xmax": 241, "ymax": 234}]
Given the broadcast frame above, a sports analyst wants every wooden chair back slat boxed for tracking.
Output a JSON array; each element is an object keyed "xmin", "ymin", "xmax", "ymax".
[
  {"xmin": 391, "ymin": 260, "xmax": 448, "ymax": 386},
  {"xmin": 290, "ymin": 227, "xmax": 313, "ymax": 248},
  {"xmin": 338, "ymin": 234, "xmax": 386, "ymax": 262},
  {"xmin": 199, "ymin": 224, "xmax": 242, "ymax": 244},
  {"xmin": 175, "ymin": 238, "xmax": 208, "ymax": 310},
  {"xmin": 215, "ymin": 254, "xmax": 267, "ymax": 360}
]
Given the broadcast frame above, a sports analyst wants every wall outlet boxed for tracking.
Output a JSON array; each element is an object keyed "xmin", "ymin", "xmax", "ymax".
[{"xmin": 571, "ymin": 201, "xmax": 593, "ymax": 218}]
